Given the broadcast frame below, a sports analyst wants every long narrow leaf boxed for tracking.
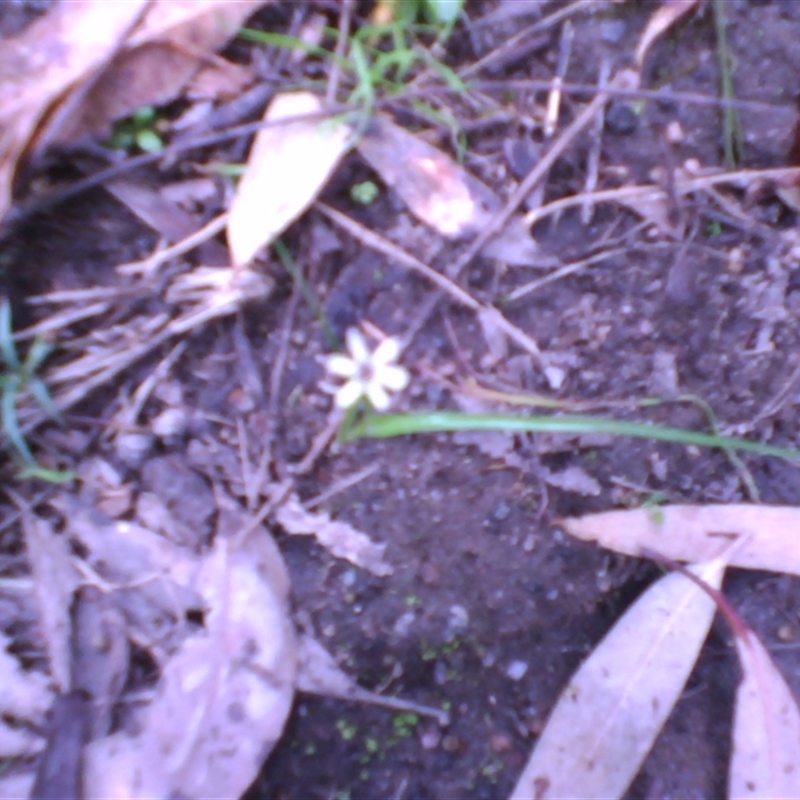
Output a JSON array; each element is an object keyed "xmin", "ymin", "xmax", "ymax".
[
  {"xmin": 510, "ymin": 556, "xmax": 727, "ymax": 800},
  {"xmin": 348, "ymin": 411, "xmax": 800, "ymax": 462},
  {"xmin": 2, "ymin": 383, "xmax": 33, "ymax": 463}
]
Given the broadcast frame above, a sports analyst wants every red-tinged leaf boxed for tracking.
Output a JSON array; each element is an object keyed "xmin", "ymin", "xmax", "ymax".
[{"xmin": 729, "ymin": 630, "xmax": 800, "ymax": 799}]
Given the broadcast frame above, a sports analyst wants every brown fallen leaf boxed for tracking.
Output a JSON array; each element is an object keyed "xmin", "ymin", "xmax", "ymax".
[
  {"xmin": 0, "ymin": 1, "xmax": 148, "ymax": 221},
  {"xmin": 227, "ymin": 91, "xmax": 354, "ymax": 266},
  {"xmin": 729, "ymin": 629, "xmax": 800, "ymax": 799},
  {"xmin": 20, "ymin": 512, "xmax": 79, "ymax": 693},
  {"xmin": 83, "ymin": 517, "xmax": 295, "ymax": 800},
  {"xmin": 509, "ymin": 556, "xmax": 727, "ymax": 800},
  {"xmin": 635, "ymin": 0, "xmax": 701, "ymax": 69},
  {"xmin": 274, "ymin": 491, "xmax": 393, "ymax": 576},
  {"xmin": 357, "ymin": 114, "xmax": 541, "ymax": 266},
  {"xmin": 559, "ymin": 504, "xmax": 800, "ymax": 576},
  {"xmin": 37, "ymin": 0, "xmax": 265, "ymax": 150}
]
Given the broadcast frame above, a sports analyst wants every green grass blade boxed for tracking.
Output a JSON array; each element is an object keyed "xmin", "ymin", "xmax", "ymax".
[
  {"xmin": 2, "ymin": 383, "xmax": 34, "ymax": 463},
  {"xmin": 17, "ymin": 464, "xmax": 75, "ymax": 483},
  {"xmin": 0, "ymin": 301, "xmax": 20, "ymax": 370},
  {"xmin": 347, "ymin": 411, "xmax": 800, "ymax": 462},
  {"xmin": 238, "ymin": 29, "xmax": 349, "ymax": 69},
  {"xmin": 28, "ymin": 376, "xmax": 63, "ymax": 425}
]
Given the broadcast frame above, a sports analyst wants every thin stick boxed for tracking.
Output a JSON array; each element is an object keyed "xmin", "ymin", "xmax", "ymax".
[{"xmin": 447, "ymin": 69, "xmax": 638, "ymax": 281}]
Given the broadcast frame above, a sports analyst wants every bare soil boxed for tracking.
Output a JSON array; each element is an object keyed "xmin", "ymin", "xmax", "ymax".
[{"xmin": 5, "ymin": 1, "xmax": 800, "ymax": 798}]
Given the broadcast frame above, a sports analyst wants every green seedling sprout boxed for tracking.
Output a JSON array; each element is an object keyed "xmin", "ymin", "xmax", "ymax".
[{"xmin": 0, "ymin": 301, "xmax": 71, "ymax": 481}]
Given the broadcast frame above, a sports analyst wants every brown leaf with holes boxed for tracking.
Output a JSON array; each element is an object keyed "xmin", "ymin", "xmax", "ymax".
[{"xmin": 357, "ymin": 115, "xmax": 540, "ymax": 265}]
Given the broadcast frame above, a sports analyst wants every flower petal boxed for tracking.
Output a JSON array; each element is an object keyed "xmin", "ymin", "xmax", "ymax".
[
  {"xmin": 335, "ymin": 379, "xmax": 364, "ymax": 409},
  {"xmin": 373, "ymin": 337, "xmax": 400, "ymax": 366},
  {"xmin": 326, "ymin": 354, "xmax": 357, "ymax": 378},
  {"xmin": 366, "ymin": 382, "xmax": 390, "ymax": 411},
  {"xmin": 378, "ymin": 364, "xmax": 409, "ymax": 391},
  {"xmin": 345, "ymin": 327, "xmax": 369, "ymax": 364}
]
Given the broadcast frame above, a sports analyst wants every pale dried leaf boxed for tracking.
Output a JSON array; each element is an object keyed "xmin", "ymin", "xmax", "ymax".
[
  {"xmin": 357, "ymin": 115, "xmax": 539, "ymax": 265},
  {"xmin": 227, "ymin": 91, "xmax": 353, "ymax": 266},
  {"xmin": 477, "ymin": 306, "xmax": 509, "ymax": 367},
  {"xmin": 509, "ymin": 557, "xmax": 726, "ymax": 800},
  {"xmin": 614, "ymin": 184, "xmax": 680, "ymax": 236},
  {"xmin": 21, "ymin": 514, "xmax": 79, "ymax": 691},
  {"xmin": 0, "ymin": 0, "xmax": 148, "ymax": 220},
  {"xmin": 59, "ymin": 496, "xmax": 204, "ymax": 658},
  {"xmin": 544, "ymin": 465, "xmax": 601, "ymax": 497},
  {"xmin": 560, "ymin": 504, "xmax": 800, "ymax": 576},
  {"xmin": 729, "ymin": 630, "xmax": 800, "ymax": 799},
  {"xmin": 635, "ymin": 0, "xmax": 700, "ymax": 68},
  {"xmin": 276, "ymin": 492, "xmax": 392, "ymax": 576},
  {"xmin": 84, "ymin": 524, "xmax": 295, "ymax": 799},
  {"xmin": 0, "ymin": 773, "xmax": 35, "ymax": 800}
]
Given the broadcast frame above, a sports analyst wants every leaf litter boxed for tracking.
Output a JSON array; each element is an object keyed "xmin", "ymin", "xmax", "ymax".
[{"xmin": 0, "ymin": 2, "xmax": 797, "ymax": 797}]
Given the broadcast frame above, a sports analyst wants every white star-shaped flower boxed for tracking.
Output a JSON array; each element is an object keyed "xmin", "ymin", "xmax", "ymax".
[{"xmin": 323, "ymin": 327, "xmax": 409, "ymax": 411}]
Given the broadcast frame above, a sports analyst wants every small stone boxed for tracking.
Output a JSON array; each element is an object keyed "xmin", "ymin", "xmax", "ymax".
[
  {"xmin": 420, "ymin": 726, "xmax": 442, "ymax": 750},
  {"xmin": 605, "ymin": 102, "xmax": 638, "ymax": 136},
  {"xmin": 448, "ymin": 604, "xmax": 469, "ymax": 631},
  {"xmin": 152, "ymin": 407, "xmax": 189, "ymax": 440},
  {"xmin": 490, "ymin": 733, "xmax": 513, "ymax": 753},
  {"xmin": 777, "ymin": 624, "xmax": 795, "ymax": 642},
  {"xmin": 506, "ymin": 660, "xmax": 529, "ymax": 681},
  {"xmin": 543, "ymin": 365, "xmax": 566, "ymax": 391},
  {"xmin": 393, "ymin": 611, "xmax": 416, "ymax": 637},
  {"xmin": 491, "ymin": 499, "xmax": 512, "ymax": 522},
  {"xmin": 115, "ymin": 431, "xmax": 154, "ymax": 469}
]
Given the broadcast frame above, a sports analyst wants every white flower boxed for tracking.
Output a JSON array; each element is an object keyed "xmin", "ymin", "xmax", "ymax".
[{"xmin": 323, "ymin": 327, "xmax": 409, "ymax": 411}]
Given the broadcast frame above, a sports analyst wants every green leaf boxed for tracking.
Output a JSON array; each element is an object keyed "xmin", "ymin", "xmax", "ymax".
[
  {"xmin": 0, "ymin": 300, "xmax": 20, "ymax": 370},
  {"xmin": 2, "ymin": 382, "xmax": 33, "ymax": 463},
  {"xmin": 423, "ymin": 0, "xmax": 464, "ymax": 26}
]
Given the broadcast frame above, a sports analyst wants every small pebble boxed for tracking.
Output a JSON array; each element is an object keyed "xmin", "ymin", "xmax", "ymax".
[
  {"xmin": 491, "ymin": 499, "xmax": 512, "ymax": 522},
  {"xmin": 115, "ymin": 431, "xmax": 154, "ymax": 468},
  {"xmin": 506, "ymin": 660, "xmax": 529, "ymax": 681},
  {"xmin": 605, "ymin": 102, "xmax": 638, "ymax": 136},
  {"xmin": 152, "ymin": 407, "xmax": 189, "ymax": 440},
  {"xmin": 490, "ymin": 733, "xmax": 513, "ymax": 753},
  {"xmin": 448, "ymin": 604, "xmax": 470, "ymax": 631},
  {"xmin": 543, "ymin": 365, "xmax": 566, "ymax": 391}
]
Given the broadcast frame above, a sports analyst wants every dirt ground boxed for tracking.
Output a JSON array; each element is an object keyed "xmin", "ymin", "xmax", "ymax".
[{"xmin": 5, "ymin": 1, "xmax": 800, "ymax": 798}]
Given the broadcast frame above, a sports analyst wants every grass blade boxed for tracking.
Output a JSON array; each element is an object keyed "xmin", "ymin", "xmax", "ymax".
[{"xmin": 347, "ymin": 411, "xmax": 800, "ymax": 462}]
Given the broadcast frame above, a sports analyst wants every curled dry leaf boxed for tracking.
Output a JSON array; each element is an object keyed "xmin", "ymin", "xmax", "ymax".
[
  {"xmin": 729, "ymin": 629, "xmax": 800, "ymax": 799},
  {"xmin": 357, "ymin": 115, "xmax": 540, "ymax": 266},
  {"xmin": 21, "ymin": 513, "xmax": 79, "ymax": 692},
  {"xmin": 635, "ymin": 0, "xmax": 701, "ymax": 68},
  {"xmin": 227, "ymin": 91, "xmax": 354, "ymax": 266},
  {"xmin": 559, "ymin": 504, "xmax": 800, "ymax": 577},
  {"xmin": 83, "ymin": 520, "xmax": 296, "ymax": 800},
  {"xmin": 509, "ymin": 556, "xmax": 727, "ymax": 800},
  {"xmin": 275, "ymin": 492, "xmax": 393, "ymax": 576}
]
